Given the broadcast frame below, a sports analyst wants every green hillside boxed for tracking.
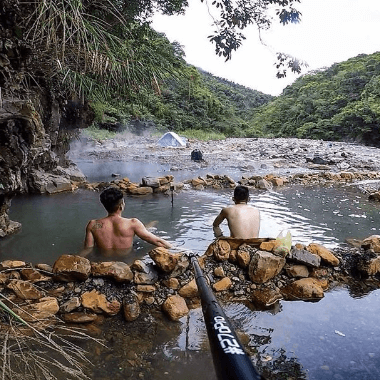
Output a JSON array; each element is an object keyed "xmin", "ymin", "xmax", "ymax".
[
  {"xmin": 92, "ymin": 63, "xmax": 273, "ymax": 138},
  {"xmin": 249, "ymin": 52, "xmax": 380, "ymax": 145}
]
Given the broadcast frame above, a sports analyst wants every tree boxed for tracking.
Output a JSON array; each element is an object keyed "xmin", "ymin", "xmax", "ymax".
[
  {"xmin": 201, "ymin": 0, "xmax": 306, "ymax": 77},
  {"xmin": 3, "ymin": 0, "xmax": 306, "ymax": 105},
  {"xmin": 3, "ymin": 0, "xmax": 187, "ymax": 101}
]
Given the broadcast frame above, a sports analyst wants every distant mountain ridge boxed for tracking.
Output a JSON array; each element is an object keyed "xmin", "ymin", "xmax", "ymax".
[
  {"xmin": 249, "ymin": 51, "xmax": 380, "ymax": 146},
  {"xmin": 147, "ymin": 66, "xmax": 274, "ymax": 137}
]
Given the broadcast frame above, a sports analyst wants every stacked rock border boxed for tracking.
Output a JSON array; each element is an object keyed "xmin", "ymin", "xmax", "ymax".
[{"xmin": 1, "ymin": 235, "xmax": 380, "ymax": 328}]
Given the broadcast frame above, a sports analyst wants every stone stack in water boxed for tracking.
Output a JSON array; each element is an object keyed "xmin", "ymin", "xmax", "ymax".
[{"xmin": 1, "ymin": 235, "xmax": 380, "ymax": 329}]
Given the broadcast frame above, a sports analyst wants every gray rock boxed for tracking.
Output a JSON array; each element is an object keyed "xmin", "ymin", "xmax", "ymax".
[
  {"xmin": 134, "ymin": 264, "xmax": 159, "ymax": 284},
  {"xmin": 288, "ymin": 248, "xmax": 321, "ymax": 268}
]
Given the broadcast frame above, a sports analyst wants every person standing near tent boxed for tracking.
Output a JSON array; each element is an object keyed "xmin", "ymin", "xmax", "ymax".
[{"xmin": 213, "ymin": 185, "xmax": 260, "ymax": 239}]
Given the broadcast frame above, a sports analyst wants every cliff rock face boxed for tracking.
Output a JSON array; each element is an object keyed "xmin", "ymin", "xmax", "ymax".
[
  {"xmin": 0, "ymin": 1, "xmax": 87, "ymax": 237},
  {"xmin": 0, "ymin": 97, "xmax": 87, "ymax": 237}
]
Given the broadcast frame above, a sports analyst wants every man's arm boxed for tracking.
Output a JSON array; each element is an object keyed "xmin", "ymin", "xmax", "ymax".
[
  {"xmin": 213, "ymin": 209, "xmax": 227, "ymax": 238},
  {"xmin": 80, "ymin": 220, "xmax": 95, "ymax": 257},
  {"xmin": 132, "ymin": 219, "xmax": 172, "ymax": 248}
]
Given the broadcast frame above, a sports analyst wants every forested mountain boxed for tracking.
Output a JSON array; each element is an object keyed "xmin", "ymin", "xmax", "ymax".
[
  {"xmin": 248, "ymin": 52, "xmax": 380, "ymax": 145},
  {"xmin": 95, "ymin": 65, "xmax": 273, "ymax": 137}
]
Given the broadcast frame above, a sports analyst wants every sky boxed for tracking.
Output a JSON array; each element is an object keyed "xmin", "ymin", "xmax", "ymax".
[{"xmin": 151, "ymin": 0, "xmax": 380, "ymax": 96}]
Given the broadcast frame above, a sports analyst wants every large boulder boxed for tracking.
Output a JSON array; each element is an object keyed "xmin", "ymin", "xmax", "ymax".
[
  {"xmin": 7, "ymin": 279, "xmax": 44, "ymax": 300},
  {"xmin": 162, "ymin": 295, "xmax": 189, "ymax": 321},
  {"xmin": 306, "ymin": 243, "xmax": 339, "ymax": 266},
  {"xmin": 361, "ymin": 235, "xmax": 380, "ymax": 253},
  {"xmin": 91, "ymin": 261, "xmax": 133, "ymax": 282},
  {"xmin": 248, "ymin": 251, "xmax": 286, "ymax": 284},
  {"xmin": 281, "ymin": 278, "xmax": 325, "ymax": 300},
  {"xmin": 149, "ymin": 247, "xmax": 180, "ymax": 273},
  {"xmin": 81, "ymin": 289, "xmax": 121, "ymax": 316},
  {"xmin": 53, "ymin": 255, "xmax": 91, "ymax": 282},
  {"xmin": 29, "ymin": 169, "xmax": 73, "ymax": 194}
]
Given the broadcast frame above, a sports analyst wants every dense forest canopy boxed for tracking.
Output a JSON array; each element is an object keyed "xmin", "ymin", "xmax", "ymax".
[{"xmin": 248, "ymin": 52, "xmax": 380, "ymax": 145}]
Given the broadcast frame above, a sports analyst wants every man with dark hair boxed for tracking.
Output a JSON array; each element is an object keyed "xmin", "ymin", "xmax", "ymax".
[
  {"xmin": 82, "ymin": 187, "xmax": 171, "ymax": 257},
  {"xmin": 213, "ymin": 185, "xmax": 260, "ymax": 238}
]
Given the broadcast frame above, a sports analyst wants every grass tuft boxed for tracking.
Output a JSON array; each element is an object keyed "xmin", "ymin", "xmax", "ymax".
[
  {"xmin": 0, "ymin": 295, "xmax": 104, "ymax": 380},
  {"xmin": 179, "ymin": 129, "xmax": 226, "ymax": 141},
  {"xmin": 83, "ymin": 124, "xmax": 118, "ymax": 140}
]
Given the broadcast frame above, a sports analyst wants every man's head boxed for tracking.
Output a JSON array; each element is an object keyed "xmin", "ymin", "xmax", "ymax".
[
  {"xmin": 100, "ymin": 187, "xmax": 124, "ymax": 213},
  {"xmin": 233, "ymin": 185, "xmax": 249, "ymax": 203}
]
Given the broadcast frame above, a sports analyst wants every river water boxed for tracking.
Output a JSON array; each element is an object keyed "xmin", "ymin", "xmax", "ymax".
[{"xmin": 2, "ymin": 163, "xmax": 380, "ymax": 379}]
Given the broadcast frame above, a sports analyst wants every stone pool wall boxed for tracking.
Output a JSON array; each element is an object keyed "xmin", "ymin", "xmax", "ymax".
[{"xmin": 1, "ymin": 235, "xmax": 380, "ymax": 329}]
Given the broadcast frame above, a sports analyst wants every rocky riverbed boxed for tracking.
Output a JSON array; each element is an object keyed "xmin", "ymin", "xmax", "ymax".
[{"xmin": 69, "ymin": 134, "xmax": 380, "ymax": 179}]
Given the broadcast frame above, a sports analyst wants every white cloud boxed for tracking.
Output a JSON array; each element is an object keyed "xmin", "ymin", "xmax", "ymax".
[{"xmin": 151, "ymin": 0, "xmax": 380, "ymax": 95}]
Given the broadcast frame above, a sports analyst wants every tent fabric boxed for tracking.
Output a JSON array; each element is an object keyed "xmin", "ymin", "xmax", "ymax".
[{"xmin": 157, "ymin": 132, "xmax": 186, "ymax": 147}]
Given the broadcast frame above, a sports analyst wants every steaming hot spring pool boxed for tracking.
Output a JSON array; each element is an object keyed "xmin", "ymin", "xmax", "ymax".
[{"xmin": 2, "ymin": 174, "xmax": 380, "ymax": 379}]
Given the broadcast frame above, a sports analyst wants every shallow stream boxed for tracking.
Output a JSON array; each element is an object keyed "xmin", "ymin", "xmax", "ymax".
[{"xmin": 2, "ymin": 165, "xmax": 380, "ymax": 379}]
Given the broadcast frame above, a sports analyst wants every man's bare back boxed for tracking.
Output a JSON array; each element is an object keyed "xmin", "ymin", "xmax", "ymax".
[
  {"xmin": 213, "ymin": 185, "xmax": 260, "ymax": 239},
  {"xmin": 82, "ymin": 188, "xmax": 171, "ymax": 257}
]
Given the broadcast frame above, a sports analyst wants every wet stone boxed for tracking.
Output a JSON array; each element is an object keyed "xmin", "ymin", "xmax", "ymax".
[
  {"xmin": 53, "ymin": 255, "xmax": 91, "ymax": 282},
  {"xmin": 162, "ymin": 295, "xmax": 189, "ymax": 321},
  {"xmin": 0, "ymin": 260, "xmax": 26, "ymax": 269},
  {"xmin": 149, "ymin": 247, "xmax": 180, "ymax": 273},
  {"xmin": 61, "ymin": 312, "xmax": 99, "ymax": 323},
  {"xmin": 60, "ymin": 296, "xmax": 81, "ymax": 313},
  {"xmin": 282, "ymin": 278, "xmax": 325, "ymax": 300},
  {"xmin": 16, "ymin": 297, "xmax": 59, "ymax": 322},
  {"xmin": 288, "ymin": 248, "xmax": 321, "ymax": 268},
  {"xmin": 123, "ymin": 296, "xmax": 141, "ymax": 322},
  {"xmin": 7, "ymin": 279, "xmax": 44, "ymax": 300},
  {"xmin": 133, "ymin": 262, "xmax": 159, "ymax": 284},
  {"xmin": 178, "ymin": 279, "xmax": 198, "ymax": 298},
  {"xmin": 91, "ymin": 261, "xmax": 133, "ymax": 283},
  {"xmin": 248, "ymin": 251, "xmax": 286, "ymax": 284},
  {"xmin": 20, "ymin": 268, "xmax": 52, "ymax": 283},
  {"xmin": 307, "ymin": 243, "xmax": 340, "ymax": 267},
  {"xmin": 213, "ymin": 277, "xmax": 232, "ymax": 291}
]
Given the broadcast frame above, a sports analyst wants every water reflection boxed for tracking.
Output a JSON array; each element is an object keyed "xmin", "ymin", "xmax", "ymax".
[
  {"xmin": 2, "ymin": 184, "xmax": 380, "ymax": 379},
  {"xmin": 2, "ymin": 184, "xmax": 380, "ymax": 265},
  {"xmin": 155, "ymin": 289, "xmax": 380, "ymax": 380}
]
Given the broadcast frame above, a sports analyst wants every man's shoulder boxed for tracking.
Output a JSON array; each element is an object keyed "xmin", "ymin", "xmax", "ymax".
[
  {"xmin": 128, "ymin": 217, "xmax": 144, "ymax": 226},
  {"xmin": 87, "ymin": 219, "xmax": 97, "ymax": 227}
]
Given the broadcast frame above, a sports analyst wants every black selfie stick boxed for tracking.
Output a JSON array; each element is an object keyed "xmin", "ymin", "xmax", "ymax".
[{"xmin": 190, "ymin": 255, "xmax": 263, "ymax": 380}]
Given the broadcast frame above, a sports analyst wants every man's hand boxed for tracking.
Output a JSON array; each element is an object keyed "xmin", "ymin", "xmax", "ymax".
[
  {"xmin": 79, "ymin": 247, "xmax": 93, "ymax": 257},
  {"xmin": 213, "ymin": 226, "xmax": 223, "ymax": 238}
]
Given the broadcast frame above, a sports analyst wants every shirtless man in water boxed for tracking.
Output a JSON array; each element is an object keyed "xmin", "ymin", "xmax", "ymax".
[
  {"xmin": 81, "ymin": 187, "xmax": 171, "ymax": 257},
  {"xmin": 213, "ymin": 185, "xmax": 260, "ymax": 239}
]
